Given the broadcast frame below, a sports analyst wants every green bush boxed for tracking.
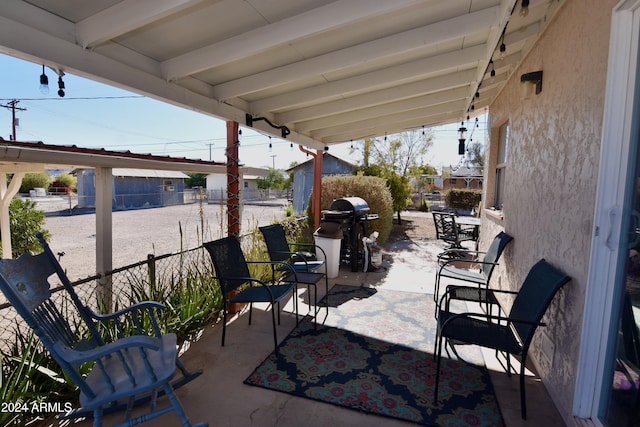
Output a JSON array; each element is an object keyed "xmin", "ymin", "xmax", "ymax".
[
  {"xmin": 50, "ymin": 173, "xmax": 77, "ymax": 193},
  {"xmin": 18, "ymin": 173, "xmax": 50, "ymax": 193},
  {"xmin": 310, "ymin": 175, "xmax": 393, "ymax": 244},
  {"xmin": 444, "ymin": 188, "xmax": 482, "ymax": 211},
  {"xmin": 0, "ymin": 199, "xmax": 51, "ymax": 258}
]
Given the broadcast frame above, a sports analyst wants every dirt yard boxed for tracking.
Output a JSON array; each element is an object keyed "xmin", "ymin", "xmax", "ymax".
[
  {"xmin": 41, "ymin": 199, "xmax": 291, "ymax": 280},
  {"xmin": 37, "ymin": 195, "xmax": 436, "ymax": 281}
]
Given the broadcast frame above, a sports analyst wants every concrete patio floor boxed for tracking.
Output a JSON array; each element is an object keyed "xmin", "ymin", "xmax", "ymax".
[{"xmin": 82, "ymin": 237, "xmax": 567, "ymax": 427}]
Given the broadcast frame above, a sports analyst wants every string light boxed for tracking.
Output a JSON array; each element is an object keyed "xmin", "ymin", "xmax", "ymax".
[{"xmin": 39, "ymin": 65, "xmax": 49, "ymax": 95}]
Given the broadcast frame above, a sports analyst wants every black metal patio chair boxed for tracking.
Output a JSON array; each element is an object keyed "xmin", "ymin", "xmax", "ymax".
[
  {"xmin": 259, "ymin": 223, "xmax": 328, "ymax": 323},
  {"xmin": 204, "ymin": 235, "xmax": 298, "ymax": 354},
  {"xmin": 433, "ymin": 231, "xmax": 513, "ymax": 303},
  {"xmin": 432, "ymin": 211, "xmax": 476, "ymax": 252},
  {"xmin": 433, "ymin": 259, "xmax": 571, "ymax": 420},
  {"xmin": 0, "ymin": 234, "xmax": 206, "ymax": 427}
]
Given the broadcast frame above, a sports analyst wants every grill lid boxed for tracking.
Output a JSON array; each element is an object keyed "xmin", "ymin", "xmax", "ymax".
[{"xmin": 328, "ymin": 197, "xmax": 370, "ymax": 214}]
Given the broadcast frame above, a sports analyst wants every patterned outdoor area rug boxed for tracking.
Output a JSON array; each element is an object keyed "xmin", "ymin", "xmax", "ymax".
[{"xmin": 244, "ymin": 285, "xmax": 504, "ymax": 427}]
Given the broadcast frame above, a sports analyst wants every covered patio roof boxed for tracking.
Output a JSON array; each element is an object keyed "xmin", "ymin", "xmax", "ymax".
[{"xmin": 0, "ymin": 0, "xmax": 563, "ymax": 148}]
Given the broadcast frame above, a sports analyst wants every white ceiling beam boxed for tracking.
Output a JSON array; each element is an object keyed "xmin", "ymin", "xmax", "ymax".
[
  {"xmin": 253, "ymin": 44, "xmax": 486, "ymax": 115},
  {"xmin": 0, "ymin": 15, "xmax": 320, "ymax": 149},
  {"xmin": 320, "ymin": 111, "xmax": 461, "ymax": 145},
  {"xmin": 162, "ymin": 0, "xmax": 424, "ymax": 81},
  {"xmin": 296, "ymin": 86, "xmax": 471, "ymax": 133},
  {"xmin": 278, "ymin": 69, "xmax": 476, "ymax": 126},
  {"xmin": 0, "ymin": 0, "xmax": 75, "ymax": 43},
  {"xmin": 76, "ymin": 0, "xmax": 206, "ymax": 49},
  {"xmin": 213, "ymin": 6, "xmax": 500, "ymax": 100},
  {"xmin": 310, "ymin": 99, "xmax": 466, "ymax": 139}
]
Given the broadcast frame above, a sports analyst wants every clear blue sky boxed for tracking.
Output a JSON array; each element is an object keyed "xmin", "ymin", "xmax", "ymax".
[{"xmin": 0, "ymin": 53, "xmax": 483, "ymax": 170}]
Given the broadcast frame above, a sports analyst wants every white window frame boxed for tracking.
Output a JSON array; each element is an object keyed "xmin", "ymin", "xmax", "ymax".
[{"xmin": 494, "ymin": 121, "xmax": 509, "ymax": 209}]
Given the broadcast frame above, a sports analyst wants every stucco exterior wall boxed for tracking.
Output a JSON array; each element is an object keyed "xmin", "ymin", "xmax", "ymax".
[{"xmin": 483, "ymin": 0, "xmax": 615, "ymax": 422}]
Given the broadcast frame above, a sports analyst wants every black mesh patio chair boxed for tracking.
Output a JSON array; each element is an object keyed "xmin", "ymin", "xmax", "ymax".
[
  {"xmin": 259, "ymin": 223, "xmax": 328, "ymax": 323},
  {"xmin": 0, "ymin": 234, "xmax": 206, "ymax": 427},
  {"xmin": 204, "ymin": 236, "xmax": 298, "ymax": 354},
  {"xmin": 432, "ymin": 211, "xmax": 476, "ymax": 252},
  {"xmin": 433, "ymin": 231, "xmax": 513, "ymax": 303},
  {"xmin": 433, "ymin": 259, "xmax": 571, "ymax": 420}
]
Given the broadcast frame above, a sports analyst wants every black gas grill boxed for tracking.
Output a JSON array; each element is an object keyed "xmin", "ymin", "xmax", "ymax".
[{"xmin": 321, "ymin": 197, "xmax": 379, "ymax": 271}]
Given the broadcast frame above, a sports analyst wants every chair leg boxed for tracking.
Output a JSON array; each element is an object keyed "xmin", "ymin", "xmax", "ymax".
[
  {"xmin": 93, "ymin": 408, "xmax": 102, "ymax": 427},
  {"xmin": 519, "ymin": 355, "xmax": 528, "ymax": 420},
  {"xmin": 163, "ymin": 384, "xmax": 195, "ymax": 427},
  {"xmin": 433, "ymin": 329, "xmax": 444, "ymax": 405},
  {"xmin": 221, "ymin": 307, "xmax": 227, "ymax": 347},
  {"xmin": 271, "ymin": 305, "xmax": 279, "ymax": 355}
]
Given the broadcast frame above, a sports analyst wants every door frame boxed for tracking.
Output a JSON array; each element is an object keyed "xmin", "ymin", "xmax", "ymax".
[{"xmin": 575, "ymin": 0, "xmax": 640, "ymax": 424}]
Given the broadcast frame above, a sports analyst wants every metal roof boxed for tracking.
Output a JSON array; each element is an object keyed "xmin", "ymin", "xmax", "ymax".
[
  {"xmin": 111, "ymin": 169, "xmax": 190, "ymax": 179},
  {"xmin": 0, "ymin": 139, "xmax": 226, "ymax": 173},
  {"xmin": 0, "ymin": 0, "xmax": 563, "ymax": 149}
]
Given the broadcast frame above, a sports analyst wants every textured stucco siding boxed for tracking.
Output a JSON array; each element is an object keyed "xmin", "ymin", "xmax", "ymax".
[{"xmin": 482, "ymin": 0, "xmax": 616, "ymax": 422}]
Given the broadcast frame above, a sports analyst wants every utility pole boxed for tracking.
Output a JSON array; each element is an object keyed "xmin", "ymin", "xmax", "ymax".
[{"xmin": 0, "ymin": 99, "xmax": 26, "ymax": 140}]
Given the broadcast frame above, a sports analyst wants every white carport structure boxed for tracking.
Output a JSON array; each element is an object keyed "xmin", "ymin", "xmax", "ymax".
[
  {"xmin": 0, "ymin": 0, "xmax": 563, "ymax": 228},
  {"xmin": 0, "ymin": 139, "xmax": 225, "ymax": 306}
]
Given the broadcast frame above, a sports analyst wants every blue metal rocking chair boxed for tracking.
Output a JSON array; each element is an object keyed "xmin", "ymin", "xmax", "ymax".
[{"xmin": 0, "ymin": 234, "xmax": 206, "ymax": 427}]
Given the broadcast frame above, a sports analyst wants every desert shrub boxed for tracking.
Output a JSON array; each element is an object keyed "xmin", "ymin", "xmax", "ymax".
[
  {"xmin": 18, "ymin": 173, "xmax": 50, "ymax": 193},
  {"xmin": 50, "ymin": 173, "xmax": 77, "ymax": 193},
  {"xmin": 0, "ymin": 199, "xmax": 51, "ymax": 258},
  {"xmin": 309, "ymin": 175, "xmax": 393, "ymax": 244},
  {"xmin": 444, "ymin": 188, "xmax": 482, "ymax": 211}
]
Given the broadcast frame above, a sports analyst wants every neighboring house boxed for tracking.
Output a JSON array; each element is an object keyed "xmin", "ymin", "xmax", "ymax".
[
  {"xmin": 287, "ymin": 152, "xmax": 357, "ymax": 215},
  {"xmin": 76, "ymin": 168, "xmax": 188, "ymax": 209},
  {"xmin": 205, "ymin": 166, "xmax": 269, "ymax": 202},
  {"xmin": 441, "ymin": 166, "xmax": 483, "ymax": 192}
]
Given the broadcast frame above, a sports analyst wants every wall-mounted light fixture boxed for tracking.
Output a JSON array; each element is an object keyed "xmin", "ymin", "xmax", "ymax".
[
  {"xmin": 458, "ymin": 123, "xmax": 467, "ymax": 155},
  {"xmin": 39, "ymin": 65, "xmax": 49, "ymax": 94},
  {"xmin": 520, "ymin": 70, "xmax": 543, "ymax": 99},
  {"xmin": 245, "ymin": 113, "xmax": 290, "ymax": 139}
]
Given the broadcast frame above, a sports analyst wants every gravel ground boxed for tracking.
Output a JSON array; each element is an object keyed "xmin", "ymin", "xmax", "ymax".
[
  {"xmin": 36, "ymin": 197, "xmax": 290, "ymax": 280},
  {"xmin": 33, "ymin": 196, "xmax": 437, "ymax": 281}
]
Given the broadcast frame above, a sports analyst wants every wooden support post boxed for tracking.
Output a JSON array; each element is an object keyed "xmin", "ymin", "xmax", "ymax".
[
  {"xmin": 95, "ymin": 167, "xmax": 113, "ymax": 313},
  {"xmin": 226, "ymin": 121, "xmax": 240, "ymax": 237}
]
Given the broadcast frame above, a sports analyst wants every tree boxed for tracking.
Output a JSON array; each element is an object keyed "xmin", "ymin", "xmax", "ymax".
[
  {"xmin": 385, "ymin": 173, "xmax": 412, "ymax": 224},
  {"xmin": 256, "ymin": 168, "xmax": 291, "ymax": 190},
  {"xmin": 186, "ymin": 173, "xmax": 206, "ymax": 188},
  {"xmin": 369, "ymin": 130, "xmax": 434, "ymax": 176},
  {"xmin": 352, "ymin": 130, "xmax": 434, "ymax": 223},
  {"xmin": 465, "ymin": 141, "xmax": 485, "ymax": 168}
]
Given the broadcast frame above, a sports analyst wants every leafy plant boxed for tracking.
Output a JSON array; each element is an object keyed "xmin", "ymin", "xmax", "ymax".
[
  {"xmin": 17, "ymin": 173, "xmax": 50, "ymax": 193},
  {"xmin": 444, "ymin": 188, "xmax": 482, "ymax": 211},
  {"xmin": 309, "ymin": 175, "xmax": 393, "ymax": 244},
  {"xmin": 0, "ymin": 331, "xmax": 78, "ymax": 426},
  {"xmin": 0, "ymin": 198, "xmax": 51, "ymax": 258}
]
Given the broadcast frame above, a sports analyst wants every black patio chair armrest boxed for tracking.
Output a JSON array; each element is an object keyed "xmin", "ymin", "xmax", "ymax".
[
  {"xmin": 212, "ymin": 273, "xmax": 283, "ymax": 302},
  {"xmin": 286, "ymin": 242, "xmax": 327, "ymax": 261},
  {"xmin": 437, "ymin": 248, "xmax": 487, "ymax": 263},
  {"xmin": 441, "ymin": 310, "xmax": 547, "ymax": 332}
]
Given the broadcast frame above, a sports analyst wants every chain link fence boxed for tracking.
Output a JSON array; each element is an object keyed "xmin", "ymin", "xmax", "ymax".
[{"xmin": 0, "ymin": 238, "xmax": 233, "ymax": 354}]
